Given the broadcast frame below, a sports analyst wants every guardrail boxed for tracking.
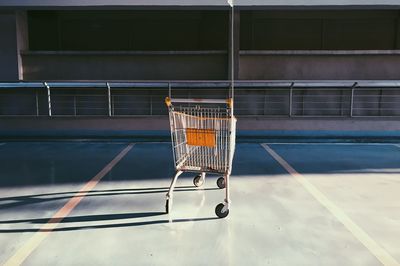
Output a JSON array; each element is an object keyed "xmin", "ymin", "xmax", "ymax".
[{"xmin": 0, "ymin": 81, "xmax": 400, "ymax": 117}]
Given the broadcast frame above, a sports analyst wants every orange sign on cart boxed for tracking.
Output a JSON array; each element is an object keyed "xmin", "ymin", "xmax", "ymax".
[{"xmin": 186, "ymin": 128, "xmax": 216, "ymax": 147}]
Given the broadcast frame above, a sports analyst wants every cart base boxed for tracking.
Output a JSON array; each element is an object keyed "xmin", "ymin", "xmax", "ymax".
[{"xmin": 166, "ymin": 171, "xmax": 231, "ymax": 218}]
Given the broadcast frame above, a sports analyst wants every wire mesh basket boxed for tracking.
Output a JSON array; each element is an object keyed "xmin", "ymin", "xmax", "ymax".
[{"xmin": 165, "ymin": 97, "xmax": 236, "ymax": 218}]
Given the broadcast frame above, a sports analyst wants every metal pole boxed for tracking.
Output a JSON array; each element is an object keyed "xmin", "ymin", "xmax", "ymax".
[
  {"xmin": 289, "ymin": 82, "xmax": 294, "ymax": 117},
  {"xmin": 44, "ymin": 82, "xmax": 51, "ymax": 117},
  {"xmin": 350, "ymin": 82, "xmax": 357, "ymax": 117},
  {"xmin": 35, "ymin": 90, "xmax": 39, "ymax": 116},
  {"xmin": 106, "ymin": 82, "xmax": 111, "ymax": 117},
  {"xmin": 230, "ymin": 0, "xmax": 234, "ymax": 116},
  {"xmin": 73, "ymin": 95, "xmax": 76, "ymax": 116},
  {"xmin": 150, "ymin": 89, "xmax": 153, "ymax": 116}
]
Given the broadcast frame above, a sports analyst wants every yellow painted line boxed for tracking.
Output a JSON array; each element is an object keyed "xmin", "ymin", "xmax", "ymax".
[
  {"xmin": 260, "ymin": 143, "xmax": 400, "ymax": 266},
  {"xmin": 4, "ymin": 143, "xmax": 135, "ymax": 266}
]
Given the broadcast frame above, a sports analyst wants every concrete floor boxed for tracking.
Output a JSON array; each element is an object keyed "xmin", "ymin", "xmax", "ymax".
[{"xmin": 0, "ymin": 142, "xmax": 399, "ymax": 265}]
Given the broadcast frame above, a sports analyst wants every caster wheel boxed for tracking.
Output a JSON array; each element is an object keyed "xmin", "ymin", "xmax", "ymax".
[
  {"xmin": 193, "ymin": 174, "xmax": 204, "ymax": 187},
  {"xmin": 216, "ymin": 177, "xmax": 225, "ymax": 189},
  {"xmin": 215, "ymin": 203, "xmax": 229, "ymax": 218}
]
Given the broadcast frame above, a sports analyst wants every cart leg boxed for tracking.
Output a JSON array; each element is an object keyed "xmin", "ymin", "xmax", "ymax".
[
  {"xmin": 166, "ymin": 170, "xmax": 183, "ymax": 214},
  {"xmin": 224, "ymin": 173, "xmax": 230, "ymax": 209},
  {"xmin": 215, "ymin": 173, "xmax": 230, "ymax": 218}
]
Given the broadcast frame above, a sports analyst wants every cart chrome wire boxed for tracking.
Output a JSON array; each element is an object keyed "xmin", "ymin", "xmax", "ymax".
[{"xmin": 165, "ymin": 97, "xmax": 236, "ymax": 218}]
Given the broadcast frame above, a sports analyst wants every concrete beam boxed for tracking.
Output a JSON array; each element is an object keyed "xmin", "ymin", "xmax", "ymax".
[{"xmin": 0, "ymin": 0, "xmax": 400, "ymax": 8}]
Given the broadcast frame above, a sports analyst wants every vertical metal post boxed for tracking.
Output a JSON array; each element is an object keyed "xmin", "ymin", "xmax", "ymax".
[
  {"xmin": 150, "ymin": 89, "xmax": 153, "ymax": 116},
  {"xmin": 340, "ymin": 89, "xmax": 344, "ymax": 117},
  {"xmin": 44, "ymin": 82, "xmax": 51, "ymax": 117},
  {"xmin": 350, "ymin": 82, "xmax": 357, "ymax": 117},
  {"xmin": 289, "ymin": 82, "xmax": 294, "ymax": 117},
  {"xmin": 263, "ymin": 89, "xmax": 267, "ymax": 115},
  {"xmin": 35, "ymin": 90, "xmax": 39, "ymax": 116},
  {"xmin": 378, "ymin": 88, "xmax": 383, "ymax": 116},
  {"xmin": 230, "ymin": 1, "xmax": 234, "ymax": 116},
  {"xmin": 73, "ymin": 95, "xmax": 77, "ymax": 116},
  {"xmin": 106, "ymin": 82, "xmax": 111, "ymax": 117}
]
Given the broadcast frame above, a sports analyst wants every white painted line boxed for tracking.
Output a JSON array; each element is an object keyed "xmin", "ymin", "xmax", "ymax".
[
  {"xmin": 0, "ymin": 143, "xmax": 5, "ymax": 146},
  {"xmin": 393, "ymin": 144, "xmax": 400, "ymax": 149},
  {"xmin": 4, "ymin": 143, "xmax": 135, "ymax": 266},
  {"xmin": 260, "ymin": 143, "xmax": 400, "ymax": 266}
]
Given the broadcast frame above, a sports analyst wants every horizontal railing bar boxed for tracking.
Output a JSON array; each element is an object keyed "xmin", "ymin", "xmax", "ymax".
[
  {"xmin": 0, "ymin": 82, "xmax": 45, "ymax": 88},
  {"xmin": 1, "ymin": 80, "xmax": 400, "ymax": 89},
  {"xmin": 292, "ymin": 101, "xmax": 350, "ymax": 104},
  {"xmin": 354, "ymin": 107, "xmax": 400, "ymax": 109},
  {"xmin": 292, "ymin": 108, "xmax": 352, "ymax": 110},
  {"xmin": 0, "ymin": 114, "xmax": 399, "ymax": 118}
]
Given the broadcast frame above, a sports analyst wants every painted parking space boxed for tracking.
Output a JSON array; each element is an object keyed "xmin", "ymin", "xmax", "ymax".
[
  {"xmin": 0, "ymin": 142, "xmax": 132, "ymax": 265},
  {"xmin": 266, "ymin": 143, "xmax": 400, "ymax": 264},
  {"xmin": 0, "ymin": 143, "xmax": 388, "ymax": 266}
]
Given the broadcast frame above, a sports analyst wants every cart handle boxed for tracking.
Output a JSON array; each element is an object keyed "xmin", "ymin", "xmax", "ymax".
[{"xmin": 165, "ymin": 97, "xmax": 233, "ymax": 108}]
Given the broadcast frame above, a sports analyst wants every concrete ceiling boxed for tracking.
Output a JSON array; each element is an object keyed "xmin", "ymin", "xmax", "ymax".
[{"xmin": 0, "ymin": 0, "xmax": 400, "ymax": 8}]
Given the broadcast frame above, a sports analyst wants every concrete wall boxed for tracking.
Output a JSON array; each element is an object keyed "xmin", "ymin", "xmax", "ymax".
[
  {"xmin": 239, "ymin": 51, "xmax": 400, "ymax": 80},
  {"xmin": 0, "ymin": 12, "xmax": 19, "ymax": 81},
  {"xmin": 2, "ymin": 8, "xmax": 400, "ymax": 137},
  {"xmin": 22, "ymin": 51, "xmax": 227, "ymax": 80},
  {"xmin": 1, "ymin": 117, "xmax": 400, "ymax": 139}
]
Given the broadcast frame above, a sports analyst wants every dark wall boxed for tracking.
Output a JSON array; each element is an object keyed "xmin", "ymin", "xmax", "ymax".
[
  {"xmin": 0, "ymin": 12, "xmax": 19, "ymax": 80},
  {"xmin": 28, "ymin": 11, "xmax": 228, "ymax": 51},
  {"xmin": 240, "ymin": 10, "xmax": 400, "ymax": 50},
  {"xmin": 25, "ymin": 10, "xmax": 229, "ymax": 80}
]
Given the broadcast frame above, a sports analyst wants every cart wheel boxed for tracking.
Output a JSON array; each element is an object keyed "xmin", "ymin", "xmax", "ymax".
[
  {"xmin": 193, "ymin": 174, "xmax": 204, "ymax": 187},
  {"xmin": 216, "ymin": 177, "xmax": 225, "ymax": 189},
  {"xmin": 165, "ymin": 199, "xmax": 170, "ymax": 214},
  {"xmin": 215, "ymin": 203, "xmax": 229, "ymax": 218}
]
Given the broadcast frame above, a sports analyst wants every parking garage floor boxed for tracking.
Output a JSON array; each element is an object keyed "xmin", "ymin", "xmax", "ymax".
[{"xmin": 0, "ymin": 141, "xmax": 399, "ymax": 266}]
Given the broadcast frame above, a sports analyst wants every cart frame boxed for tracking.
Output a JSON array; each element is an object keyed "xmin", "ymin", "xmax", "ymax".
[{"xmin": 165, "ymin": 96, "xmax": 236, "ymax": 218}]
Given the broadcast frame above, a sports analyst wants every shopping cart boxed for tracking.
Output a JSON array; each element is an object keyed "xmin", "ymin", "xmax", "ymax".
[{"xmin": 165, "ymin": 96, "xmax": 236, "ymax": 218}]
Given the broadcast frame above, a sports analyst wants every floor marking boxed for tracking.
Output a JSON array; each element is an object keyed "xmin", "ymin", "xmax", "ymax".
[
  {"xmin": 394, "ymin": 144, "xmax": 400, "ymax": 149},
  {"xmin": 4, "ymin": 143, "xmax": 135, "ymax": 266},
  {"xmin": 260, "ymin": 143, "xmax": 400, "ymax": 266},
  {"xmin": 0, "ymin": 143, "xmax": 5, "ymax": 146}
]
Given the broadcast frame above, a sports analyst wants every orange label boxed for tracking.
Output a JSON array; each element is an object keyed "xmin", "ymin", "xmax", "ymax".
[{"xmin": 186, "ymin": 128, "xmax": 216, "ymax": 147}]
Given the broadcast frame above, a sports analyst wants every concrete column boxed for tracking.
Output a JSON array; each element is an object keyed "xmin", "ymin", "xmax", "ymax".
[
  {"xmin": 16, "ymin": 11, "xmax": 29, "ymax": 80},
  {"xmin": 0, "ymin": 12, "xmax": 19, "ymax": 80}
]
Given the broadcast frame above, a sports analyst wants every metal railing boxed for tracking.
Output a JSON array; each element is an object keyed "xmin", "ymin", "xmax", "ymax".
[{"xmin": 1, "ymin": 81, "xmax": 400, "ymax": 117}]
